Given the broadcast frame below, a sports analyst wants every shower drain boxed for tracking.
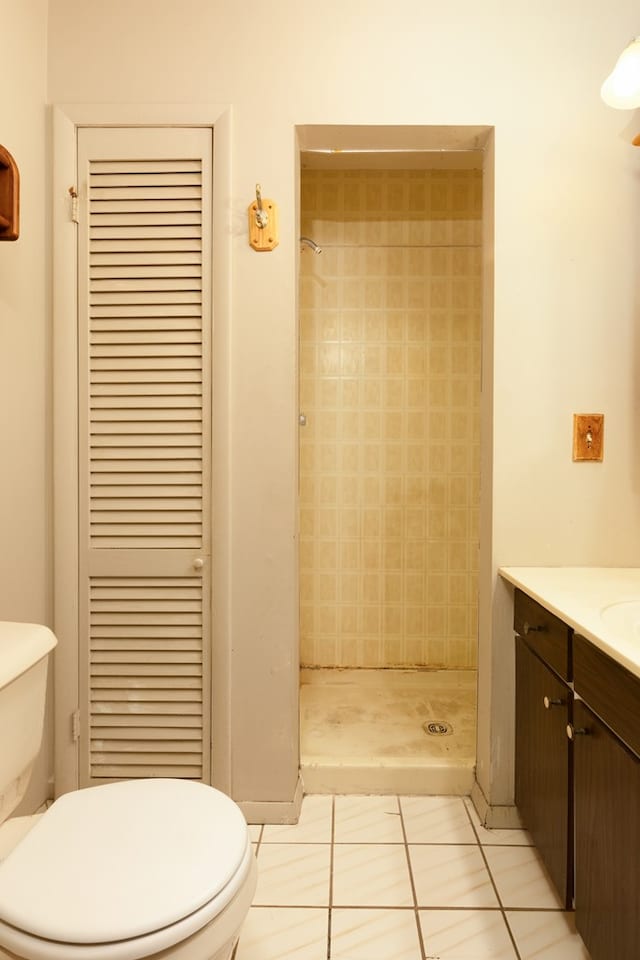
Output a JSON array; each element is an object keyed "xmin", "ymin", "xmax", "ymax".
[{"xmin": 423, "ymin": 720, "xmax": 453, "ymax": 736}]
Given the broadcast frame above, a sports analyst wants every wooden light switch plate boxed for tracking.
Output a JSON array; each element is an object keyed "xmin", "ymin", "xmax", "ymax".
[{"xmin": 573, "ymin": 413, "xmax": 604, "ymax": 461}]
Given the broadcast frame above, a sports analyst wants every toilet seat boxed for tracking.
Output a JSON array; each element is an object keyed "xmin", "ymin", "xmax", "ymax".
[{"xmin": 0, "ymin": 779, "xmax": 255, "ymax": 960}]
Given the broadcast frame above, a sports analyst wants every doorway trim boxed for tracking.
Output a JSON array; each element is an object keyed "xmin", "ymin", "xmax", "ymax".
[
  {"xmin": 295, "ymin": 123, "xmax": 500, "ymax": 813},
  {"xmin": 52, "ymin": 103, "xmax": 233, "ymax": 798}
]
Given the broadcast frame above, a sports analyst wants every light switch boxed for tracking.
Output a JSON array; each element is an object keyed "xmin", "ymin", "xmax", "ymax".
[{"xmin": 572, "ymin": 413, "xmax": 604, "ymax": 461}]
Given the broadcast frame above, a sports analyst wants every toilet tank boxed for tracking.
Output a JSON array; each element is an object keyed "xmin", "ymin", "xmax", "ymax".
[{"xmin": 0, "ymin": 622, "xmax": 57, "ymax": 825}]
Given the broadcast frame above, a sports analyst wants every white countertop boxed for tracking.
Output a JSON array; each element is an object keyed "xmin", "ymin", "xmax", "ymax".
[{"xmin": 499, "ymin": 567, "xmax": 640, "ymax": 679}]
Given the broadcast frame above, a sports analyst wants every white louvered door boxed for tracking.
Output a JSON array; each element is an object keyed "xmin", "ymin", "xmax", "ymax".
[{"xmin": 76, "ymin": 127, "xmax": 213, "ymax": 786}]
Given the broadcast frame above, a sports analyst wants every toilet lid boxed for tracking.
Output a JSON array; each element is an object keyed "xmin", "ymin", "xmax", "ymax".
[{"xmin": 0, "ymin": 779, "xmax": 250, "ymax": 945}]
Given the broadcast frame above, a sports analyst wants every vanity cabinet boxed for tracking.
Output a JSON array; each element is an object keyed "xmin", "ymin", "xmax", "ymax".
[
  {"xmin": 513, "ymin": 587, "xmax": 640, "ymax": 960},
  {"xmin": 514, "ymin": 589, "xmax": 573, "ymax": 907},
  {"xmin": 572, "ymin": 636, "xmax": 640, "ymax": 960}
]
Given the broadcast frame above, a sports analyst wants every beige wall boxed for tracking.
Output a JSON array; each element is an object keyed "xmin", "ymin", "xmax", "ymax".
[
  {"xmin": 1, "ymin": 0, "xmax": 51, "ymax": 811},
  {"xmin": 299, "ymin": 167, "xmax": 481, "ymax": 670},
  {"xmin": 40, "ymin": 0, "xmax": 640, "ymax": 809}
]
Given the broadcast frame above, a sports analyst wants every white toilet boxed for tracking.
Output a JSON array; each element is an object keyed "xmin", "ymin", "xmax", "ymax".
[{"xmin": 0, "ymin": 622, "xmax": 257, "ymax": 960}]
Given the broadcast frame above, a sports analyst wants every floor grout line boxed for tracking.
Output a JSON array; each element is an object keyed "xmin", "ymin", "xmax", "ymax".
[
  {"xmin": 245, "ymin": 902, "xmax": 567, "ymax": 911},
  {"xmin": 327, "ymin": 796, "xmax": 335, "ymax": 959},
  {"xmin": 462, "ymin": 795, "xmax": 523, "ymax": 960},
  {"xmin": 258, "ymin": 839, "xmax": 537, "ymax": 846},
  {"xmin": 397, "ymin": 795, "xmax": 428, "ymax": 960}
]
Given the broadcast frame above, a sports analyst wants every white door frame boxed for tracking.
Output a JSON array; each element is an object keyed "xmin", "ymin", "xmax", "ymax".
[{"xmin": 52, "ymin": 103, "xmax": 233, "ymax": 798}]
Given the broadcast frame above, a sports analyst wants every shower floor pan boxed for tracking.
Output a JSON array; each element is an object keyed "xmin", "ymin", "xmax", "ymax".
[{"xmin": 300, "ymin": 667, "xmax": 476, "ymax": 795}]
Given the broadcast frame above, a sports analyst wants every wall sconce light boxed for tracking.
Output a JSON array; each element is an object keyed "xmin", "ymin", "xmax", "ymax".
[{"xmin": 601, "ymin": 37, "xmax": 640, "ymax": 109}]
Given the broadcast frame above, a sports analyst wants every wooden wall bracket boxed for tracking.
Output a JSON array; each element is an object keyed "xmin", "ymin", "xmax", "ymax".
[
  {"xmin": 248, "ymin": 183, "xmax": 278, "ymax": 252},
  {"xmin": 0, "ymin": 145, "xmax": 19, "ymax": 241}
]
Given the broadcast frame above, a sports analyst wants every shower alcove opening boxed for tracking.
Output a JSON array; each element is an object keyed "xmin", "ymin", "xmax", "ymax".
[{"xmin": 297, "ymin": 127, "xmax": 492, "ymax": 795}]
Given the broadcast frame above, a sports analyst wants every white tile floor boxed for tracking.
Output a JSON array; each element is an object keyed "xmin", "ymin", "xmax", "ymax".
[{"xmin": 234, "ymin": 794, "xmax": 592, "ymax": 960}]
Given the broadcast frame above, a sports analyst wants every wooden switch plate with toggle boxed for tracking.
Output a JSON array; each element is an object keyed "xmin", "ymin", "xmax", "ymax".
[{"xmin": 573, "ymin": 413, "xmax": 604, "ymax": 461}]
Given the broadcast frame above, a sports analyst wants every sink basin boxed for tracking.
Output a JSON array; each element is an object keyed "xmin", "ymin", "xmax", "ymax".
[{"xmin": 600, "ymin": 600, "xmax": 640, "ymax": 641}]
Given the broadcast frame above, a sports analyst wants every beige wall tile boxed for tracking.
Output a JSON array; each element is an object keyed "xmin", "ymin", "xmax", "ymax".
[{"xmin": 300, "ymin": 169, "xmax": 480, "ymax": 669}]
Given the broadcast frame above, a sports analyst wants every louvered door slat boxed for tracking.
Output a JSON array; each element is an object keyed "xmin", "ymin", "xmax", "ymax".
[
  {"xmin": 92, "ymin": 294, "xmax": 203, "ymax": 308},
  {"xmin": 92, "ymin": 371, "xmax": 202, "ymax": 384},
  {"xmin": 92, "ymin": 200, "xmax": 203, "ymax": 213},
  {"xmin": 91, "ymin": 253, "xmax": 203, "ymax": 266},
  {"xmin": 91, "ymin": 460, "xmax": 200, "ymax": 472},
  {"xmin": 93, "ymin": 484, "xmax": 202, "ymax": 496},
  {"xmin": 91, "ymin": 266, "xmax": 202, "ymax": 279},
  {"xmin": 92, "ymin": 495, "xmax": 201, "ymax": 507},
  {"xmin": 94, "ymin": 765, "xmax": 203, "ymax": 778},
  {"xmin": 92, "ymin": 409, "xmax": 202, "ymax": 421},
  {"xmin": 91, "ymin": 185, "xmax": 202, "ymax": 199},
  {"xmin": 91, "ymin": 305, "xmax": 202, "ymax": 318},
  {"xmin": 92, "ymin": 348, "xmax": 203, "ymax": 362},
  {"xmin": 92, "ymin": 629, "xmax": 201, "ymax": 638},
  {"xmin": 92, "ymin": 677, "xmax": 202, "ymax": 689},
  {"xmin": 92, "ymin": 724, "xmax": 201, "ymax": 736},
  {"xmin": 91, "ymin": 613, "xmax": 202, "ymax": 626},
  {"xmin": 94, "ymin": 691, "xmax": 201, "ymax": 703},
  {"xmin": 92, "ymin": 445, "xmax": 201, "ymax": 458},
  {"xmin": 91, "ymin": 213, "xmax": 203, "ymax": 227},
  {"xmin": 78, "ymin": 127, "xmax": 212, "ymax": 786},
  {"xmin": 93, "ymin": 651, "xmax": 203, "ymax": 663},
  {"xmin": 92, "ymin": 392, "xmax": 203, "ymax": 404},
  {"xmin": 93, "ymin": 461, "xmax": 200, "ymax": 472},
  {"xmin": 91, "ymin": 169, "xmax": 202, "ymax": 179},
  {"xmin": 91, "ymin": 226, "xmax": 202, "ymax": 240},
  {"xmin": 93, "ymin": 702, "xmax": 202, "ymax": 716},
  {"xmin": 91, "ymin": 404, "xmax": 202, "ymax": 424},
  {"xmin": 91, "ymin": 239, "xmax": 202, "ymax": 253},
  {"xmin": 92, "ymin": 277, "xmax": 203, "ymax": 291},
  {"xmin": 91, "ymin": 599, "xmax": 201, "ymax": 613},
  {"xmin": 90, "ymin": 371, "xmax": 201, "ymax": 378},
  {"xmin": 91, "ymin": 740, "xmax": 202, "ymax": 752}
]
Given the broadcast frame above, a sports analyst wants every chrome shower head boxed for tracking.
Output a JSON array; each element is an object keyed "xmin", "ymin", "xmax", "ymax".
[{"xmin": 300, "ymin": 236, "xmax": 322, "ymax": 254}]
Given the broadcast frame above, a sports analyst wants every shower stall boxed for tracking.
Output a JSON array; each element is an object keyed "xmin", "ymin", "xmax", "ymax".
[{"xmin": 298, "ymin": 149, "xmax": 483, "ymax": 795}]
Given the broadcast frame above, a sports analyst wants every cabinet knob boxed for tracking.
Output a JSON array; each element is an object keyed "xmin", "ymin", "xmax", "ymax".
[
  {"xmin": 192, "ymin": 558, "xmax": 204, "ymax": 570},
  {"xmin": 523, "ymin": 621, "xmax": 546, "ymax": 636},
  {"xmin": 543, "ymin": 695, "xmax": 564, "ymax": 709},
  {"xmin": 566, "ymin": 723, "xmax": 588, "ymax": 740}
]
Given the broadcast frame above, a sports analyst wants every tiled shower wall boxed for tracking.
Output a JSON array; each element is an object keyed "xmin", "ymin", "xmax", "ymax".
[{"xmin": 299, "ymin": 168, "xmax": 481, "ymax": 669}]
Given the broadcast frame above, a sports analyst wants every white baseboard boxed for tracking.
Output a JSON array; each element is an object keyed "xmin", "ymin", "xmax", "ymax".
[
  {"xmin": 470, "ymin": 779, "xmax": 524, "ymax": 829},
  {"xmin": 238, "ymin": 775, "xmax": 304, "ymax": 825}
]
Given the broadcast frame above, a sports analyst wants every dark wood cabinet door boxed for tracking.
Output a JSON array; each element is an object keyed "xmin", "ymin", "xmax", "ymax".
[
  {"xmin": 574, "ymin": 700, "xmax": 640, "ymax": 960},
  {"xmin": 515, "ymin": 635, "xmax": 572, "ymax": 906}
]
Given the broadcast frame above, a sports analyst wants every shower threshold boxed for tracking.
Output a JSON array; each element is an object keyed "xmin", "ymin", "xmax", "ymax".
[{"xmin": 299, "ymin": 667, "xmax": 476, "ymax": 796}]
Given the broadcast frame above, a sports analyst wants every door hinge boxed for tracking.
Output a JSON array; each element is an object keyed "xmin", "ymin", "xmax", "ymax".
[
  {"xmin": 69, "ymin": 186, "xmax": 79, "ymax": 224},
  {"xmin": 71, "ymin": 709, "xmax": 80, "ymax": 742}
]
